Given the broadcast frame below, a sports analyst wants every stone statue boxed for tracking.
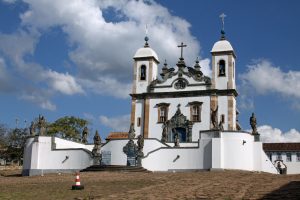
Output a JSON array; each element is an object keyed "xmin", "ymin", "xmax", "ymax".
[
  {"xmin": 136, "ymin": 134, "xmax": 144, "ymax": 167},
  {"xmin": 250, "ymin": 112, "xmax": 257, "ymax": 134},
  {"xmin": 219, "ymin": 120, "xmax": 224, "ymax": 131},
  {"xmin": 123, "ymin": 140, "xmax": 138, "ymax": 166},
  {"xmin": 38, "ymin": 115, "xmax": 46, "ymax": 135},
  {"xmin": 173, "ymin": 129, "xmax": 180, "ymax": 147},
  {"xmin": 128, "ymin": 123, "xmax": 135, "ymax": 139},
  {"xmin": 137, "ymin": 134, "xmax": 144, "ymax": 151},
  {"xmin": 211, "ymin": 106, "xmax": 218, "ymax": 129},
  {"xmin": 161, "ymin": 122, "xmax": 168, "ymax": 143},
  {"xmin": 82, "ymin": 127, "xmax": 88, "ymax": 144},
  {"xmin": 29, "ymin": 121, "xmax": 36, "ymax": 136},
  {"xmin": 93, "ymin": 130, "xmax": 101, "ymax": 146},
  {"xmin": 92, "ymin": 130, "xmax": 102, "ymax": 165}
]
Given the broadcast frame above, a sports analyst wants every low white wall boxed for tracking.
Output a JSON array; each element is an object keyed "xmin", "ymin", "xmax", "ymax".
[
  {"xmin": 221, "ymin": 132, "xmax": 254, "ymax": 171},
  {"xmin": 22, "ymin": 136, "xmax": 93, "ymax": 176},
  {"xmin": 142, "ymin": 138, "xmax": 212, "ymax": 171},
  {"xmin": 54, "ymin": 137, "xmax": 94, "ymax": 151}
]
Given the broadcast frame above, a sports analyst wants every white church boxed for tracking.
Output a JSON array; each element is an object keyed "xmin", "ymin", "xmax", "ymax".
[{"xmin": 23, "ymin": 22, "xmax": 291, "ymax": 176}]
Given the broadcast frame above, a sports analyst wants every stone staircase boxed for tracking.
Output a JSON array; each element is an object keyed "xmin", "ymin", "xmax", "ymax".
[{"xmin": 81, "ymin": 165, "xmax": 149, "ymax": 172}]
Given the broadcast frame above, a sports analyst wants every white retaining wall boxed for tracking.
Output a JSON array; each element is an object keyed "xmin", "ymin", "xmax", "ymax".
[{"xmin": 22, "ymin": 136, "xmax": 93, "ymax": 176}]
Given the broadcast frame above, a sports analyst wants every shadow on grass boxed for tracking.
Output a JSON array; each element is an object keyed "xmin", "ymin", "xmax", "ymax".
[{"xmin": 260, "ymin": 181, "xmax": 300, "ymax": 200}]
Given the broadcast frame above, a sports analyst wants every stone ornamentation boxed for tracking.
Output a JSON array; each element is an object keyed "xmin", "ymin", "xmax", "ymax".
[
  {"xmin": 128, "ymin": 123, "xmax": 135, "ymax": 140},
  {"xmin": 37, "ymin": 115, "xmax": 47, "ymax": 136},
  {"xmin": 29, "ymin": 121, "xmax": 36, "ymax": 136},
  {"xmin": 82, "ymin": 127, "xmax": 88, "ymax": 144},
  {"xmin": 211, "ymin": 106, "xmax": 219, "ymax": 130},
  {"xmin": 161, "ymin": 104, "xmax": 193, "ymax": 142},
  {"xmin": 250, "ymin": 113, "xmax": 257, "ymax": 134},
  {"xmin": 92, "ymin": 130, "xmax": 102, "ymax": 165},
  {"xmin": 123, "ymin": 140, "xmax": 138, "ymax": 166}
]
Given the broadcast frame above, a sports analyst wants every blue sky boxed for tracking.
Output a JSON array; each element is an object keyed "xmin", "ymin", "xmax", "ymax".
[{"xmin": 0, "ymin": 0, "xmax": 299, "ymax": 142}]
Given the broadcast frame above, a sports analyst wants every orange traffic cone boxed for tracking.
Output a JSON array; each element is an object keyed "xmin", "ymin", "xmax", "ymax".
[{"xmin": 72, "ymin": 172, "xmax": 84, "ymax": 190}]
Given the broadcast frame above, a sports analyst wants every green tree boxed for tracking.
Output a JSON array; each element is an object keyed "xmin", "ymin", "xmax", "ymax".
[
  {"xmin": 5, "ymin": 128, "xmax": 29, "ymax": 165},
  {"xmin": 47, "ymin": 116, "xmax": 88, "ymax": 141}
]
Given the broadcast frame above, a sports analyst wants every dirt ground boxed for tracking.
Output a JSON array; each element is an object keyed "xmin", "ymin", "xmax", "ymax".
[{"xmin": 0, "ymin": 170, "xmax": 300, "ymax": 200}]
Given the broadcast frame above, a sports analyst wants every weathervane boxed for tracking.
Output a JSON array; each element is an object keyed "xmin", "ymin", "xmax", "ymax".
[{"xmin": 177, "ymin": 42, "xmax": 187, "ymax": 59}]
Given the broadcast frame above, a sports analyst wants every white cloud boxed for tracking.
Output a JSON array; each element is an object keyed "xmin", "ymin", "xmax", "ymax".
[
  {"xmin": 241, "ymin": 59, "xmax": 300, "ymax": 99},
  {"xmin": 46, "ymin": 70, "xmax": 84, "ymax": 95},
  {"xmin": 257, "ymin": 125, "xmax": 300, "ymax": 143},
  {"xmin": 199, "ymin": 58, "xmax": 211, "ymax": 77},
  {"xmin": 19, "ymin": 0, "xmax": 201, "ymax": 96},
  {"xmin": 99, "ymin": 114, "xmax": 130, "ymax": 132},
  {"xmin": 0, "ymin": 0, "xmax": 204, "ymax": 109},
  {"xmin": 21, "ymin": 90, "xmax": 56, "ymax": 111}
]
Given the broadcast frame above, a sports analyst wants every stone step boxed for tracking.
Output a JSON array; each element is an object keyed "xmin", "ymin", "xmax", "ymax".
[{"xmin": 81, "ymin": 165, "xmax": 149, "ymax": 172}]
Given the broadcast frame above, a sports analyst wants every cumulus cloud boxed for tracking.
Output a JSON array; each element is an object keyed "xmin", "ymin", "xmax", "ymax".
[
  {"xmin": 0, "ymin": 0, "xmax": 205, "ymax": 109},
  {"xmin": 241, "ymin": 59, "xmax": 300, "ymax": 98},
  {"xmin": 239, "ymin": 59, "xmax": 300, "ymax": 110},
  {"xmin": 46, "ymin": 70, "xmax": 84, "ymax": 95},
  {"xmin": 99, "ymin": 114, "xmax": 130, "ymax": 132},
  {"xmin": 20, "ymin": 90, "xmax": 56, "ymax": 111},
  {"xmin": 257, "ymin": 125, "xmax": 300, "ymax": 143}
]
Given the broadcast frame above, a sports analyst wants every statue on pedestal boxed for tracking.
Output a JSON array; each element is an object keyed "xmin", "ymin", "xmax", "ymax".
[
  {"xmin": 211, "ymin": 106, "xmax": 219, "ymax": 130},
  {"xmin": 37, "ymin": 115, "xmax": 47, "ymax": 135},
  {"xmin": 82, "ymin": 127, "xmax": 88, "ymax": 144},
  {"xmin": 128, "ymin": 123, "xmax": 135, "ymax": 139},
  {"xmin": 29, "ymin": 121, "xmax": 36, "ymax": 136},
  {"xmin": 173, "ymin": 129, "xmax": 180, "ymax": 147},
  {"xmin": 92, "ymin": 130, "xmax": 102, "ymax": 165},
  {"xmin": 250, "ymin": 113, "xmax": 257, "ymax": 134}
]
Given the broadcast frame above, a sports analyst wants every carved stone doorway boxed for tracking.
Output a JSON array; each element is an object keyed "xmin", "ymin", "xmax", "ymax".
[{"xmin": 162, "ymin": 104, "xmax": 193, "ymax": 143}]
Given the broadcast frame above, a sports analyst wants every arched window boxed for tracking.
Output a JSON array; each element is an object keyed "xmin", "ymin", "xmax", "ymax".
[
  {"xmin": 219, "ymin": 60, "xmax": 226, "ymax": 76},
  {"xmin": 140, "ymin": 65, "xmax": 146, "ymax": 80}
]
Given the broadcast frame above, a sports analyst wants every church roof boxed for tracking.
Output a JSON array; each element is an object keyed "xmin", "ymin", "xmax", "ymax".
[
  {"xmin": 106, "ymin": 132, "xmax": 128, "ymax": 140},
  {"xmin": 263, "ymin": 143, "xmax": 300, "ymax": 151},
  {"xmin": 211, "ymin": 39, "xmax": 234, "ymax": 53},
  {"xmin": 134, "ymin": 47, "xmax": 159, "ymax": 63}
]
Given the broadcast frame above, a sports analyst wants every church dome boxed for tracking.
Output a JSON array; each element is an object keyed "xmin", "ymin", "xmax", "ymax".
[
  {"xmin": 211, "ymin": 39, "xmax": 234, "ymax": 53},
  {"xmin": 134, "ymin": 47, "xmax": 159, "ymax": 63}
]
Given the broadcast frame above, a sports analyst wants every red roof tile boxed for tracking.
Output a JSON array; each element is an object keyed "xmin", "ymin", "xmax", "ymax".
[{"xmin": 263, "ymin": 143, "xmax": 300, "ymax": 151}]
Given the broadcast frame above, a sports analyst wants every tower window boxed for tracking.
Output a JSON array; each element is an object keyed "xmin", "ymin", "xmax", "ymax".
[
  {"xmin": 219, "ymin": 60, "xmax": 226, "ymax": 76},
  {"xmin": 140, "ymin": 65, "xmax": 146, "ymax": 80}
]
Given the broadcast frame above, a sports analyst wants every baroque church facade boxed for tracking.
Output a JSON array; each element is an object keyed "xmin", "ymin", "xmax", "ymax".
[
  {"xmin": 131, "ymin": 33, "xmax": 238, "ymax": 143},
  {"xmin": 23, "ymin": 24, "xmax": 290, "ymax": 176}
]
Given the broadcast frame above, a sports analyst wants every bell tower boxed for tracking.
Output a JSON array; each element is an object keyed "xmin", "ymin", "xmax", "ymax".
[
  {"xmin": 210, "ymin": 13, "xmax": 237, "ymax": 131},
  {"xmin": 130, "ymin": 36, "xmax": 159, "ymax": 138}
]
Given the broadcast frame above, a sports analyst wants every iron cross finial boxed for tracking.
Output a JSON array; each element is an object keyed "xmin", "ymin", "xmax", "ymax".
[
  {"xmin": 219, "ymin": 13, "xmax": 226, "ymax": 31},
  {"xmin": 177, "ymin": 42, "xmax": 187, "ymax": 59}
]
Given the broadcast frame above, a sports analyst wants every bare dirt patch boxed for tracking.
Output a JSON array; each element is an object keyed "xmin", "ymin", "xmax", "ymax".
[{"xmin": 0, "ymin": 170, "xmax": 300, "ymax": 199}]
